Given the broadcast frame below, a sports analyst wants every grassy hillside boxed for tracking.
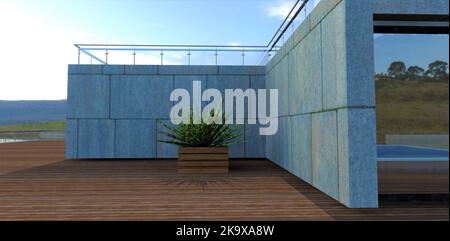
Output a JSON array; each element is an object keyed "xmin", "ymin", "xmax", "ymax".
[
  {"xmin": 0, "ymin": 121, "xmax": 66, "ymax": 132},
  {"xmin": 376, "ymin": 79, "xmax": 449, "ymax": 143},
  {"xmin": 0, "ymin": 100, "xmax": 66, "ymax": 125}
]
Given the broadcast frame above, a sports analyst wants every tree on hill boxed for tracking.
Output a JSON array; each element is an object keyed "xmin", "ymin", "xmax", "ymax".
[
  {"xmin": 425, "ymin": 60, "xmax": 449, "ymax": 81},
  {"xmin": 387, "ymin": 61, "xmax": 407, "ymax": 79},
  {"xmin": 407, "ymin": 66, "xmax": 425, "ymax": 80}
]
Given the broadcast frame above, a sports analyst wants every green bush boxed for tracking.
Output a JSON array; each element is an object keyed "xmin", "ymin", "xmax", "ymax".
[{"xmin": 158, "ymin": 111, "xmax": 240, "ymax": 147}]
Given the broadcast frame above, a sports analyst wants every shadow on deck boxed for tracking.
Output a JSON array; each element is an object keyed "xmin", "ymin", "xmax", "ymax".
[{"xmin": 0, "ymin": 141, "xmax": 448, "ymax": 221}]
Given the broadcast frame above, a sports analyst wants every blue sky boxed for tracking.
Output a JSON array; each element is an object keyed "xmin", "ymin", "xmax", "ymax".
[
  {"xmin": 10, "ymin": 0, "xmax": 293, "ymax": 46},
  {"xmin": 374, "ymin": 34, "xmax": 449, "ymax": 73},
  {"xmin": 0, "ymin": 0, "xmax": 448, "ymax": 100},
  {"xmin": 0, "ymin": 0, "xmax": 308, "ymax": 100}
]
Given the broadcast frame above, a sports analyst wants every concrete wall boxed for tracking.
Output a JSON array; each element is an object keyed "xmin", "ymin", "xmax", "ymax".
[
  {"xmin": 265, "ymin": 0, "xmax": 448, "ymax": 208},
  {"xmin": 266, "ymin": 0, "xmax": 378, "ymax": 208},
  {"xmin": 66, "ymin": 65, "xmax": 266, "ymax": 159},
  {"xmin": 373, "ymin": 0, "xmax": 449, "ymax": 14}
]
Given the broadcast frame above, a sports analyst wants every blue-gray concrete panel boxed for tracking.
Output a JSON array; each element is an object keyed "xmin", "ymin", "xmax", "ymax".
[
  {"xmin": 279, "ymin": 117, "xmax": 292, "ymax": 170},
  {"xmin": 373, "ymin": 0, "xmax": 449, "ymax": 14},
  {"xmin": 229, "ymin": 123, "xmax": 245, "ymax": 158},
  {"xmin": 68, "ymin": 65, "xmax": 103, "ymax": 75},
  {"xmin": 174, "ymin": 75, "xmax": 207, "ymax": 110},
  {"xmin": 245, "ymin": 120, "xmax": 266, "ymax": 158},
  {"xmin": 78, "ymin": 119, "xmax": 115, "ymax": 158},
  {"xmin": 65, "ymin": 119, "xmax": 78, "ymax": 159},
  {"xmin": 344, "ymin": 0, "xmax": 376, "ymax": 107},
  {"xmin": 111, "ymin": 75, "xmax": 174, "ymax": 119},
  {"xmin": 269, "ymin": 117, "xmax": 291, "ymax": 169},
  {"xmin": 125, "ymin": 65, "xmax": 158, "ymax": 75},
  {"xmin": 312, "ymin": 111, "xmax": 338, "ymax": 199},
  {"xmin": 157, "ymin": 119, "xmax": 178, "ymax": 158},
  {"xmin": 338, "ymin": 108, "xmax": 378, "ymax": 207},
  {"xmin": 272, "ymin": 56, "xmax": 289, "ymax": 117},
  {"xmin": 67, "ymin": 74, "xmax": 110, "ymax": 118},
  {"xmin": 159, "ymin": 65, "xmax": 217, "ymax": 75},
  {"xmin": 293, "ymin": 16, "xmax": 311, "ymax": 46},
  {"xmin": 115, "ymin": 120, "xmax": 156, "ymax": 158},
  {"xmin": 206, "ymin": 75, "xmax": 251, "ymax": 120},
  {"xmin": 218, "ymin": 66, "xmax": 265, "ymax": 75},
  {"xmin": 104, "ymin": 65, "xmax": 125, "ymax": 75},
  {"xmin": 289, "ymin": 25, "xmax": 323, "ymax": 115},
  {"xmin": 310, "ymin": 0, "xmax": 342, "ymax": 28},
  {"xmin": 321, "ymin": 2, "xmax": 348, "ymax": 109},
  {"xmin": 291, "ymin": 114, "xmax": 313, "ymax": 184}
]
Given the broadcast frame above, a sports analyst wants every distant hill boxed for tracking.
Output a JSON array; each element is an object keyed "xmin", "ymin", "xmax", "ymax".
[{"xmin": 0, "ymin": 100, "xmax": 66, "ymax": 125}]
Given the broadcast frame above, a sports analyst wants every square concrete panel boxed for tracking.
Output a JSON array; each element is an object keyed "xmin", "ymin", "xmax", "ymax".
[
  {"xmin": 78, "ymin": 119, "xmax": 115, "ymax": 159},
  {"xmin": 111, "ymin": 75, "xmax": 174, "ymax": 119},
  {"xmin": 264, "ymin": 119, "xmax": 277, "ymax": 163},
  {"xmin": 250, "ymin": 75, "xmax": 267, "ymax": 119},
  {"xmin": 291, "ymin": 114, "xmax": 313, "ymax": 184},
  {"xmin": 321, "ymin": 2, "xmax": 347, "ymax": 110},
  {"xmin": 159, "ymin": 65, "xmax": 217, "ymax": 75},
  {"xmin": 293, "ymin": 16, "xmax": 311, "ymax": 46},
  {"xmin": 67, "ymin": 74, "xmax": 110, "ymax": 118},
  {"xmin": 68, "ymin": 65, "xmax": 103, "ymax": 74},
  {"xmin": 157, "ymin": 119, "xmax": 178, "ymax": 158},
  {"xmin": 245, "ymin": 119, "xmax": 266, "ymax": 158},
  {"xmin": 374, "ymin": 0, "xmax": 449, "ymax": 15},
  {"xmin": 115, "ymin": 120, "xmax": 156, "ymax": 158},
  {"xmin": 250, "ymin": 75, "xmax": 266, "ymax": 90},
  {"xmin": 344, "ymin": 0, "xmax": 376, "ymax": 108},
  {"xmin": 312, "ymin": 111, "xmax": 338, "ymax": 200},
  {"xmin": 229, "ymin": 123, "xmax": 245, "ymax": 158},
  {"xmin": 175, "ymin": 75, "xmax": 207, "ymax": 91},
  {"xmin": 65, "ymin": 119, "xmax": 78, "ymax": 159},
  {"xmin": 309, "ymin": 0, "xmax": 341, "ymax": 28},
  {"xmin": 104, "ymin": 65, "xmax": 125, "ymax": 75},
  {"xmin": 218, "ymin": 66, "xmax": 265, "ymax": 75},
  {"xmin": 338, "ymin": 108, "xmax": 378, "ymax": 208},
  {"xmin": 278, "ymin": 117, "xmax": 292, "ymax": 170},
  {"xmin": 206, "ymin": 75, "xmax": 251, "ymax": 120},
  {"xmin": 265, "ymin": 137, "xmax": 276, "ymax": 164},
  {"xmin": 271, "ymin": 56, "xmax": 289, "ymax": 117},
  {"xmin": 289, "ymin": 26, "xmax": 323, "ymax": 115},
  {"xmin": 267, "ymin": 117, "xmax": 291, "ymax": 169},
  {"xmin": 125, "ymin": 65, "xmax": 158, "ymax": 75},
  {"xmin": 207, "ymin": 75, "xmax": 250, "ymax": 92},
  {"xmin": 175, "ymin": 75, "xmax": 207, "ymax": 110}
]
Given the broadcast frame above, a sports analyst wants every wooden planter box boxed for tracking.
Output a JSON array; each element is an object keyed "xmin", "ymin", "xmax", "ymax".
[{"xmin": 178, "ymin": 146, "xmax": 229, "ymax": 173}]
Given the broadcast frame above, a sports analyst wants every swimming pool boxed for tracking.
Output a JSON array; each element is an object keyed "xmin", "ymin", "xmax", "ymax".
[{"xmin": 378, "ymin": 145, "xmax": 449, "ymax": 161}]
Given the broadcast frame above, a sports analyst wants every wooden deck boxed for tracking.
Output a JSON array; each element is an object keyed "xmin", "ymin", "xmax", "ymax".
[
  {"xmin": 0, "ymin": 141, "xmax": 448, "ymax": 221},
  {"xmin": 378, "ymin": 161, "xmax": 449, "ymax": 194}
]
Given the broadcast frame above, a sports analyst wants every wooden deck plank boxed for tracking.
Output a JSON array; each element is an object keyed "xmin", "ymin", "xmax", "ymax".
[{"xmin": 0, "ymin": 141, "xmax": 448, "ymax": 221}]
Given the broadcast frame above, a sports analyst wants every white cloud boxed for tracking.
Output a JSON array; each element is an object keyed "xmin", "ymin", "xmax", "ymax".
[
  {"xmin": 265, "ymin": 0, "xmax": 322, "ymax": 19},
  {"xmin": 265, "ymin": 1, "xmax": 295, "ymax": 19}
]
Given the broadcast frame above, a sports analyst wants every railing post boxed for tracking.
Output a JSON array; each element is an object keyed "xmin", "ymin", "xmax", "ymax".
[
  {"xmin": 304, "ymin": 3, "xmax": 307, "ymax": 19},
  {"xmin": 77, "ymin": 47, "xmax": 81, "ymax": 64},
  {"xmin": 215, "ymin": 50, "xmax": 218, "ymax": 66},
  {"xmin": 105, "ymin": 49, "xmax": 109, "ymax": 65},
  {"xmin": 241, "ymin": 49, "xmax": 245, "ymax": 66},
  {"xmin": 160, "ymin": 50, "xmax": 164, "ymax": 65},
  {"xmin": 187, "ymin": 49, "xmax": 191, "ymax": 66},
  {"xmin": 133, "ymin": 48, "xmax": 136, "ymax": 65}
]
